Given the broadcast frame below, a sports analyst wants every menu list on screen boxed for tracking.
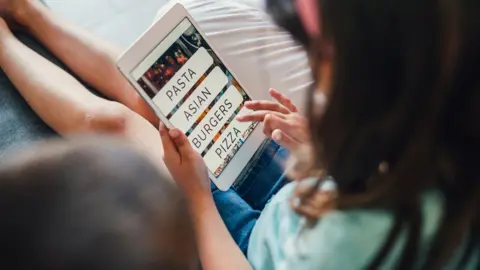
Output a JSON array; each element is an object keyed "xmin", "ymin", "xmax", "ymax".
[{"xmin": 132, "ymin": 18, "xmax": 257, "ymax": 177}]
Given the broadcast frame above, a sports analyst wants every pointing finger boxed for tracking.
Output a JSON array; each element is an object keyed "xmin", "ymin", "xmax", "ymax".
[
  {"xmin": 244, "ymin": 100, "xmax": 290, "ymax": 114},
  {"xmin": 236, "ymin": 111, "xmax": 286, "ymax": 122},
  {"xmin": 269, "ymin": 88, "xmax": 299, "ymax": 113}
]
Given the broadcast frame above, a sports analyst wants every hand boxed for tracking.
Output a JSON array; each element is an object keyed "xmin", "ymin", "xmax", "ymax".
[
  {"xmin": 237, "ymin": 88, "xmax": 310, "ymax": 152},
  {"xmin": 159, "ymin": 123, "xmax": 211, "ymax": 201}
]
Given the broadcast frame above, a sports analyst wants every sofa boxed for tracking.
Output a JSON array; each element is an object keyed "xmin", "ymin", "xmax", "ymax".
[{"xmin": 0, "ymin": 0, "xmax": 311, "ymax": 155}]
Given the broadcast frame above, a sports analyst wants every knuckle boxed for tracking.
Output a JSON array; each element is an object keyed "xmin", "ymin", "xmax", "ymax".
[
  {"xmin": 287, "ymin": 120, "xmax": 297, "ymax": 128},
  {"xmin": 263, "ymin": 125, "xmax": 271, "ymax": 136},
  {"xmin": 264, "ymin": 116, "xmax": 274, "ymax": 126},
  {"xmin": 187, "ymin": 151, "xmax": 198, "ymax": 159},
  {"xmin": 288, "ymin": 115, "xmax": 299, "ymax": 124}
]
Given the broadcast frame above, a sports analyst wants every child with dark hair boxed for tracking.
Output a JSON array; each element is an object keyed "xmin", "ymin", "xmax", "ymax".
[
  {"xmin": 0, "ymin": 139, "xmax": 198, "ymax": 270},
  {"xmin": 3, "ymin": 0, "xmax": 478, "ymax": 268},
  {"xmin": 158, "ymin": 0, "xmax": 480, "ymax": 269}
]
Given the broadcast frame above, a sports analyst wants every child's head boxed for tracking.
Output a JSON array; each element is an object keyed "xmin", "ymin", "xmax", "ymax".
[
  {"xmin": 268, "ymin": 0, "xmax": 479, "ymax": 268},
  {"xmin": 0, "ymin": 139, "xmax": 198, "ymax": 270}
]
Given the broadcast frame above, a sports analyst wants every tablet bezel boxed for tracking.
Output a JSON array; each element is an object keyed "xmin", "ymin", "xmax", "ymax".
[{"xmin": 117, "ymin": 2, "xmax": 267, "ymax": 191}]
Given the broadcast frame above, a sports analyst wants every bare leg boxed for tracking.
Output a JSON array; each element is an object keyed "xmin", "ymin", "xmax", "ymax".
[
  {"xmin": 0, "ymin": 19, "xmax": 167, "ymax": 172},
  {"xmin": 11, "ymin": 0, "xmax": 158, "ymax": 125}
]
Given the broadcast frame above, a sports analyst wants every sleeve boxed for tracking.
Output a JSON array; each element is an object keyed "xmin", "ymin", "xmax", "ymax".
[
  {"xmin": 246, "ymin": 199, "xmax": 280, "ymax": 270},
  {"xmin": 288, "ymin": 210, "xmax": 402, "ymax": 270},
  {"xmin": 247, "ymin": 184, "xmax": 299, "ymax": 270},
  {"xmin": 249, "ymin": 188, "xmax": 445, "ymax": 270},
  {"xmin": 249, "ymin": 189, "xmax": 402, "ymax": 270},
  {"xmin": 160, "ymin": 0, "xmax": 312, "ymax": 112}
]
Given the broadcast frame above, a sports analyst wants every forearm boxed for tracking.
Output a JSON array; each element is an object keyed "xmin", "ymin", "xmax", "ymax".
[
  {"xmin": 189, "ymin": 195, "xmax": 252, "ymax": 270},
  {"xmin": 0, "ymin": 23, "xmax": 111, "ymax": 134},
  {"xmin": 14, "ymin": 1, "xmax": 134, "ymax": 103}
]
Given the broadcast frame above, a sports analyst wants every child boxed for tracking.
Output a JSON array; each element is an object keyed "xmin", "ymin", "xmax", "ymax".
[
  {"xmin": 0, "ymin": 138, "xmax": 198, "ymax": 270},
  {"xmin": 159, "ymin": 0, "xmax": 480, "ymax": 269}
]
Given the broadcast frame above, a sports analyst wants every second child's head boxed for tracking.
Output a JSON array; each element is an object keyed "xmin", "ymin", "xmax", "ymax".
[{"xmin": 0, "ymin": 139, "xmax": 198, "ymax": 270}]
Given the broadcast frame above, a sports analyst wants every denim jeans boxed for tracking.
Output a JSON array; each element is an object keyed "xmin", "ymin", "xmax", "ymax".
[{"xmin": 211, "ymin": 140, "xmax": 289, "ymax": 254}]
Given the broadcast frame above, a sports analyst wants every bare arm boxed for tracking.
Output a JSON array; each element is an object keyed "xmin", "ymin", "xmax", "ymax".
[
  {"xmin": 190, "ymin": 195, "xmax": 253, "ymax": 270},
  {"xmin": 13, "ymin": 0, "xmax": 157, "ymax": 124},
  {"xmin": 0, "ymin": 18, "xmax": 115, "ymax": 134},
  {"xmin": 159, "ymin": 126, "xmax": 252, "ymax": 270},
  {"xmin": 0, "ymin": 18, "xmax": 167, "ymax": 173}
]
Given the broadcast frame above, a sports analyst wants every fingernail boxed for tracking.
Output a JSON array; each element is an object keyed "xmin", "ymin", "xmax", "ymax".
[
  {"xmin": 236, "ymin": 115, "xmax": 244, "ymax": 121},
  {"xmin": 169, "ymin": 129, "xmax": 180, "ymax": 139},
  {"xmin": 273, "ymin": 131, "xmax": 282, "ymax": 141}
]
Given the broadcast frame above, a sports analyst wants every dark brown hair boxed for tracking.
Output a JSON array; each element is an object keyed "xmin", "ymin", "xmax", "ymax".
[
  {"xmin": 267, "ymin": 0, "xmax": 479, "ymax": 268},
  {"xmin": 0, "ymin": 138, "xmax": 198, "ymax": 270}
]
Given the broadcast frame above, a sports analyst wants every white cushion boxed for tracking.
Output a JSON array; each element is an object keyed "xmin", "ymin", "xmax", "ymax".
[{"xmin": 156, "ymin": 0, "xmax": 312, "ymax": 112}]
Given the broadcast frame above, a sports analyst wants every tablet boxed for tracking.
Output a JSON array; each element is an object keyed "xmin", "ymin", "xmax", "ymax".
[{"xmin": 117, "ymin": 2, "xmax": 266, "ymax": 191}]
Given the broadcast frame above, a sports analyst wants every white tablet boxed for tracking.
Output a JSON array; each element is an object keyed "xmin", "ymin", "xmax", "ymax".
[{"xmin": 117, "ymin": 2, "xmax": 266, "ymax": 191}]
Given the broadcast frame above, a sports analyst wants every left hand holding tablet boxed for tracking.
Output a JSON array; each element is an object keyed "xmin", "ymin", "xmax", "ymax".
[{"xmin": 159, "ymin": 123, "xmax": 212, "ymax": 201}]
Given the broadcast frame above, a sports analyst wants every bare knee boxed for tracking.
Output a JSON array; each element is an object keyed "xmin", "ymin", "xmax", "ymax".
[{"xmin": 82, "ymin": 102, "xmax": 130, "ymax": 135}]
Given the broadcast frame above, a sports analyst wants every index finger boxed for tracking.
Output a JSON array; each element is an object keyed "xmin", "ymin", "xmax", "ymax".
[
  {"xmin": 236, "ymin": 111, "xmax": 286, "ymax": 122},
  {"xmin": 270, "ymin": 88, "xmax": 299, "ymax": 113},
  {"xmin": 244, "ymin": 100, "xmax": 290, "ymax": 114}
]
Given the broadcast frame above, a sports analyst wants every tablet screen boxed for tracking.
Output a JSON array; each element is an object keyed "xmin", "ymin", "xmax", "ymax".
[{"xmin": 131, "ymin": 18, "xmax": 258, "ymax": 177}]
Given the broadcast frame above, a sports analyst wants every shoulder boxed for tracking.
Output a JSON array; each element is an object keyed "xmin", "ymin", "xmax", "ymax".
[
  {"xmin": 249, "ymin": 184, "xmax": 445, "ymax": 270},
  {"xmin": 249, "ymin": 185, "xmax": 396, "ymax": 269}
]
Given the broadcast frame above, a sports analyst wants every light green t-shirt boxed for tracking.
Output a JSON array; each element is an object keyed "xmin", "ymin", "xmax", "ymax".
[{"xmin": 248, "ymin": 182, "xmax": 478, "ymax": 270}]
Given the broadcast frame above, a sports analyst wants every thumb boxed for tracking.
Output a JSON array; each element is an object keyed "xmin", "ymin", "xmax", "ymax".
[
  {"xmin": 169, "ymin": 128, "xmax": 194, "ymax": 156},
  {"xmin": 271, "ymin": 129, "xmax": 301, "ymax": 152},
  {"xmin": 159, "ymin": 122, "xmax": 180, "ymax": 162}
]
